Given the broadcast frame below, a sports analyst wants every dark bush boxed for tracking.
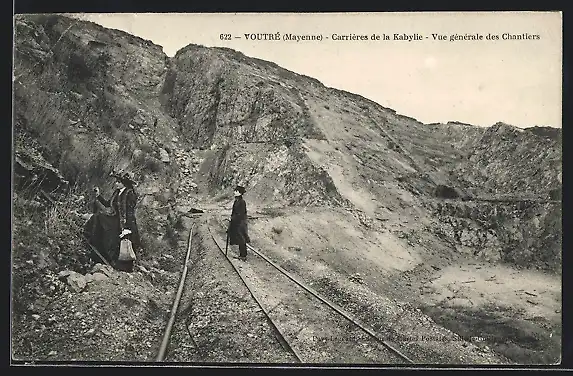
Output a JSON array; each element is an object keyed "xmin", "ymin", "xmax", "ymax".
[
  {"xmin": 549, "ymin": 188, "xmax": 561, "ymax": 201},
  {"xmin": 134, "ymin": 152, "xmax": 162, "ymax": 173},
  {"xmin": 116, "ymin": 129, "xmax": 135, "ymax": 156},
  {"xmin": 435, "ymin": 185, "xmax": 460, "ymax": 199},
  {"xmin": 67, "ymin": 53, "xmax": 93, "ymax": 82}
]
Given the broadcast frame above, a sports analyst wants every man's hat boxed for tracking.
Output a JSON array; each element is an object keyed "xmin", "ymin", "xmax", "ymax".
[{"xmin": 234, "ymin": 185, "xmax": 246, "ymax": 195}]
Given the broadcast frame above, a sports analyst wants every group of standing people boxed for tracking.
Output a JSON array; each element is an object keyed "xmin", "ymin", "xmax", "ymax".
[
  {"xmin": 83, "ymin": 171, "xmax": 141, "ymax": 271},
  {"xmin": 83, "ymin": 171, "xmax": 250, "ymax": 271}
]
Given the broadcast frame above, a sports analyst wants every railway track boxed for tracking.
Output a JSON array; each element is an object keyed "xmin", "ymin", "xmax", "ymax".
[
  {"xmin": 205, "ymin": 217, "xmax": 414, "ymax": 364},
  {"xmin": 154, "ymin": 215, "xmax": 414, "ymax": 363},
  {"xmin": 153, "ymin": 216, "xmax": 299, "ymax": 363},
  {"xmin": 156, "ymin": 223, "xmax": 196, "ymax": 362}
]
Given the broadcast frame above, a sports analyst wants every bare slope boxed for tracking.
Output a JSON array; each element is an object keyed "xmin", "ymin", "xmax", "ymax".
[{"xmin": 12, "ymin": 14, "xmax": 561, "ymax": 364}]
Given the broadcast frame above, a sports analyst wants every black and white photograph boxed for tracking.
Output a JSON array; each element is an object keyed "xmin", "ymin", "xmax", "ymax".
[{"xmin": 11, "ymin": 12, "xmax": 563, "ymax": 366}]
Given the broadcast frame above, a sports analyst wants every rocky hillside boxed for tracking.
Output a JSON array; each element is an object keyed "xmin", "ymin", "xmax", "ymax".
[
  {"xmin": 14, "ymin": 12, "xmax": 562, "ymax": 259},
  {"xmin": 13, "ymin": 14, "xmax": 184, "ymax": 331},
  {"xmin": 13, "ymin": 12, "xmax": 562, "ymax": 264},
  {"xmin": 14, "ymin": 14, "xmax": 179, "ymax": 187},
  {"xmin": 12, "ymin": 14, "xmax": 562, "ymax": 362}
]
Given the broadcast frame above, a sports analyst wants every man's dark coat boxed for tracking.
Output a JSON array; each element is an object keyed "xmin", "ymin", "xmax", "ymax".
[{"xmin": 228, "ymin": 195, "xmax": 250, "ymax": 246}]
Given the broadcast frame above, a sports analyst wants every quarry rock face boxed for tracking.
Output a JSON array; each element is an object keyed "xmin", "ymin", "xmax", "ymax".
[
  {"xmin": 13, "ymin": 14, "xmax": 562, "ymax": 273},
  {"xmin": 161, "ymin": 44, "xmax": 325, "ymax": 149},
  {"xmin": 201, "ymin": 142, "xmax": 347, "ymax": 207},
  {"xmin": 427, "ymin": 200, "xmax": 561, "ymax": 271},
  {"xmin": 452, "ymin": 122, "xmax": 562, "ymax": 198}
]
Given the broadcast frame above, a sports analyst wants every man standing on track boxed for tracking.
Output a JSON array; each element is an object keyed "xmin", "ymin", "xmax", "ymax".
[{"xmin": 227, "ymin": 185, "xmax": 250, "ymax": 261}]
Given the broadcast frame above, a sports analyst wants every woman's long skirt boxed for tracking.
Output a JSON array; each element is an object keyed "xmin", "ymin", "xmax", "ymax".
[{"xmin": 84, "ymin": 213, "xmax": 121, "ymax": 263}]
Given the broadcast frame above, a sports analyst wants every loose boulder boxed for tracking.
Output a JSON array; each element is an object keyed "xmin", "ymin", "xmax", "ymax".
[
  {"xmin": 91, "ymin": 263, "xmax": 114, "ymax": 277},
  {"xmin": 92, "ymin": 272, "xmax": 108, "ymax": 282},
  {"xmin": 159, "ymin": 148, "xmax": 170, "ymax": 163},
  {"xmin": 67, "ymin": 272, "xmax": 87, "ymax": 293}
]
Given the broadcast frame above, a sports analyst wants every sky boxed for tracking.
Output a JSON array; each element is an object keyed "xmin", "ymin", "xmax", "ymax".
[{"xmin": 73, "ymin": 12, "xmax": 562, "ymax": 128}]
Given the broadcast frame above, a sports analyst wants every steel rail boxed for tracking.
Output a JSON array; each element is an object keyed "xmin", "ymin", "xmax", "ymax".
[
  {"xmin": 244, "ymin": 242, "xmax": 414, "ymax": 364},
  {"xmin": 207, "ymin": 224, "xmax": 304, "ymax": 363},
  {"xmin": 156, "ymin": 223, "xmax": 196, "ymax": 361}
]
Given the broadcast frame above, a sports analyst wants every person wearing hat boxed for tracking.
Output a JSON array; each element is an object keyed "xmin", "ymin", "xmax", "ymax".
[
  {"xmin": 227, "ymin": 185, "xmax": 250, "ymax": 261},
  {"xmin": 116, "ymin": 172, "xmax": 142, "ymax": 256},
  {"xmin": 84, "ymin": 171, "xmax": 141, "ymax": 271}
]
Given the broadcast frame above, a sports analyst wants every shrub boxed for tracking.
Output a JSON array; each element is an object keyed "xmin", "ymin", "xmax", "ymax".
[
  {"xmin": 435, "ymin": 185, "xmax": 460, "ymax": 199},
  {"xmin": 43, "ymin": 193, "xmax": 82, "ymax": 239},
  {"xmin": 173, "ymin": 215, "xmax": 186, "ymax": 231},
  {"xmin": 86, "ymin": 150, "xmax": 109, "ymax": 181},
  {"xmin": 59, "ymin": 158, "xmax": 83, "ymax": 187},
  {"xmin": 139, "ymin": 141, "xmax": 154, "ymax": 154},
  {"xmin": 115, "ymin": 129, "xmax": 135, "ymax": 157},
  {"xmin": 59, "ymin": 144, "xmax": 122, "ymax": 189},
  {"xmin": 260, "ymin": 207, "xmax": 284, "ymax": 218},
  {"xmin": 164, "ymin": 222, "xmax": 179, "ymax": 249},
  {"xmin": 133, "ymin": 152, "xmax": 162, "ymax": 173}
]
